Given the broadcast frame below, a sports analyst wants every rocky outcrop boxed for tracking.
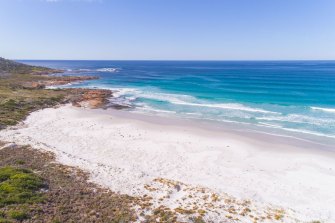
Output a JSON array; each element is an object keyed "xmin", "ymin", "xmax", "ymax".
[
  {"xmin": 68, "ymin": 89, "xmax": 113, "ymax": 109},
  {"xmin": 40, "ymin": 76, "xmax": 115, "ymax": 109},
  {"xmin": 18, "ymin": 76, "xmax": 115, "ymax": 109},
  {"xmin": 41, "ymin": 76, "xmax": 99, "ymax": 86}
]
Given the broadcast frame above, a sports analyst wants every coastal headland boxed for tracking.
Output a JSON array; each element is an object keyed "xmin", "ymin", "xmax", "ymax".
[{"xmin": 0, "ymin": 57, "xmax": 114, "ymax": 129}]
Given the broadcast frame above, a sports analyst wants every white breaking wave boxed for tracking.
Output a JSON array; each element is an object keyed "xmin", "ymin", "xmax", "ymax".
[
  {"xmin": 45, "ymin": 82, "xmax": 73, "ymax": 89},
  {"xmin": 96, "ymin": 68, "xmax": 119, "ymax": 72},
  {"xmin": 280, "ymin": 127, "xmax": 335, "ymax": 139},
  {"xmin": 137, "ymin": 91, "xmax": 279, "ymax": 114},
  {"xmin": 255, "ymin": 123, "xmax": 335, "ymax": 139},
  {"xmin": 110, "ymin": 87, "xmax": 140, "ymax": 98},
  {"xmin": 65, "ymin": 68, "xmax": 120, "ymax": 73},
  {"xmin": 257, "ymin": 114, "xmax": 335, "ymax": 126},
  {"xmin": 171, "ymin": 101, "xmax": 279, "ymax": 114},
  {"xmin": 138, "ymin": 92, "xmax": 196, "ymax": 104},
  {"xmin": 137, "ymin": 106, "xmax": 177, "ymax": 114},
  {"xmin": 258, "ymin": 122, "xmax": 283, "ymax": 128},
  {"xmin": 311, "ymin": 107, "xmax": 335, "ymax": 114}
]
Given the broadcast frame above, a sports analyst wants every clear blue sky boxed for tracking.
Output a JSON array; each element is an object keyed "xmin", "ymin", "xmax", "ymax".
[{"xmin": 1, "ymin": 0, "xmax": 335, "ymax": 60}]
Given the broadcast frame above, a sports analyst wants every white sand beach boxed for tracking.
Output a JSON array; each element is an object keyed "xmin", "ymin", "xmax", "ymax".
[{"xmin": 1, "ymin": 104, "xmax": 335, "ymax": 222}]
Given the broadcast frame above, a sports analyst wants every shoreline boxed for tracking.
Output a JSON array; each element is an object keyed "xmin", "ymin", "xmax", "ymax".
[
  {"xmin": 64, "ymin": 82, "xmax": 335, "ymax": 147},
  {"xmin": 1, "ymin": 104, "xmax": 335, "ymax": 222},
  {"xmin": 112, "ymin": 108, "xmax": 335, "ymax": 152}
]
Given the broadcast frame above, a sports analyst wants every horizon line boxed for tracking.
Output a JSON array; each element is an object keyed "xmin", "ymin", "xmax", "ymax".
[{"xmin": 15, "ymin": 58, "xmax": 335, "ymax": 62}]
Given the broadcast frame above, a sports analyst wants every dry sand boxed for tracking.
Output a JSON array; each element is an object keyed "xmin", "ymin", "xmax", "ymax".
[{"xmin": 1, "ymin": 104, "xmax": 335, "ymax": 222}]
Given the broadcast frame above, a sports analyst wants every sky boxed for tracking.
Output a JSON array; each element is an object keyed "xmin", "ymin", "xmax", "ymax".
[{"xmin": 0, "ymin": 0, "xmax": 335, "ymax": 60}]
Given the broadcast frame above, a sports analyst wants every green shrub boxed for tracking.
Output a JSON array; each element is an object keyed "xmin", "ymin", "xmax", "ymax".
[
  {"xmin": 0, "ymin": 167, "xmax": 45, "ymax": 206},
  {"xmin": 1, "ymin": 100, "xmax": 17, "ymax": 111},
  {"xmin": 15, "ymin": 160, "xmax": 25, "ymax": 165},
  {"xmin": 8, "ymin": 210, "xmax": 28, "ymax": 221},
  {"xmin": 0, "ymin": 218, "xmax": 12, "ymax": 223}
]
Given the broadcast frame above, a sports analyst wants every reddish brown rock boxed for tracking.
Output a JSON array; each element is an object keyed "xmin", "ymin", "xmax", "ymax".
[{"xmin": 68, "ymin": 88, "xmax": 113, "ymax": 109}]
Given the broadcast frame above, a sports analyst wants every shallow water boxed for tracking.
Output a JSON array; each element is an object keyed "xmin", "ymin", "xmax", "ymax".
[{"xmin": 21, "ymin": 60, "xmax": 335, "ymax": 145}]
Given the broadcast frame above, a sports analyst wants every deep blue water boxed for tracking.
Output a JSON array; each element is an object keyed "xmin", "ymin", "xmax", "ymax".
[{"xmin": 21, "ymin": 60, "xmax": 335, "ymax": 142}]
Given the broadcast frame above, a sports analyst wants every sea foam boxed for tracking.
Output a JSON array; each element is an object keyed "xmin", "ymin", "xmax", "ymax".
[
  {"xmin": 132, "ymin": 91, "xmax": 279, "ymax": 114},
  {"xmin": 96, "ymin": 68, "xmax": 119, "ymax": 72},
  {"xmin": 311, "ymin": 107, "xmax": 335, "ymax": 114}
]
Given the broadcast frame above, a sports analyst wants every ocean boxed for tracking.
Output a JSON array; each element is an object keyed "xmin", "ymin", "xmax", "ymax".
[{"xmin": 21, "ymin": 60, "xmax": 335, "ymax": 145}]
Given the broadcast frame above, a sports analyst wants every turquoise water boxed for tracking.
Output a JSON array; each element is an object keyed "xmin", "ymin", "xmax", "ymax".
[{"xmin": 22, "ymin": 60, "xmax": 335, "ymax": 143}]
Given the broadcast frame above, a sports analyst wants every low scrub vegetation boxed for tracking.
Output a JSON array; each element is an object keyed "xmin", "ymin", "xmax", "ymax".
[
  {"xmin": 0, "ymin": 57, "xmax": 56, "ymax": 76},
  {"xmin": 0, "ymin": 166, "xmax": 45, "ymax": 222},
  {"xmin": 0, "ymin": 58, "xmax": 68, "ymax": 129},
  {"xmin": 0, "ymin": 167, "xmax": 45, "ymax": 206},
  {"xmin": 0, "ymin": 144, "xmax": 136, "ymax": 222}
]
